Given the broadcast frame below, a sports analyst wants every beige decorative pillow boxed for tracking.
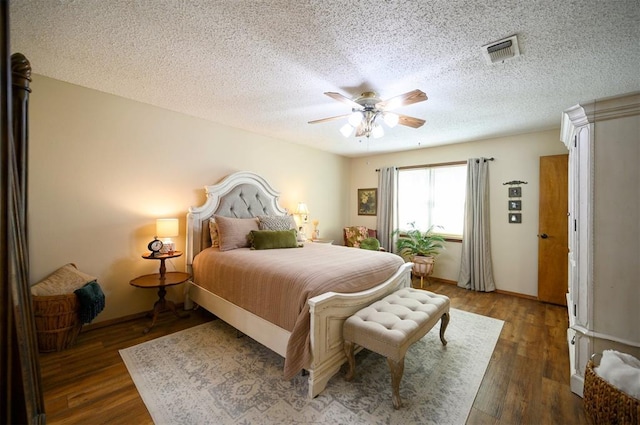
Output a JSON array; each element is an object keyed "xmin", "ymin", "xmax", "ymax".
[
  {"xmin": 214, "ymin": 215, "xmax": 260, "ymax": 251},
  {"xmin": 258, "ymin": 215, "xmax": 297, "ymax": 231},
  {"xmin": 31, "ymin": 263, "xmax": 97, "ymax": 296},
  {"xmin": 208, "ymin": 218, "xmax": 220, "ymax": 247}
]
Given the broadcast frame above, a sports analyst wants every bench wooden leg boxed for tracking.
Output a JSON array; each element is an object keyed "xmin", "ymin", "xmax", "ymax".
[
  {"xmin": 439, "ymin": 312, "xmax": 450, "ymax": 346},
  {"xmin": 344, "ymin": 341, "xmax": 356, "ymax": 381},
  {"xmin": 387, "ymin": 357, "xmax": 405, "ymax": 409}
]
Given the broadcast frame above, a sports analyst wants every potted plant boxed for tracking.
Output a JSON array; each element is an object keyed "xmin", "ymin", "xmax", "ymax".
[{"xmin": 394, "ymin": 223, "xmax": 446, "ymax": 287}]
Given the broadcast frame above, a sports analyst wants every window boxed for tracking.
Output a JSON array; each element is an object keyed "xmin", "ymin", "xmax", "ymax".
[{"xmin": 397, "ymin": 164, "xmax": 467, "ymax": 237}]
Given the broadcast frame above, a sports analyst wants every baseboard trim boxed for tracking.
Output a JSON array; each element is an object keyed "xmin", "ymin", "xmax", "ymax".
[
  {"xmin": 427, "ymin": 276, "xmax": 538, "ymax": 301},
  {"xmin": 82, "ymin": 302, "xmax": 186, "ymax": 332},
  {"xmin": 429, "ymin": 276, "xmax": 457, "ymax": 286},
  {"xmin": 496, "ymin": 288, "xmax": 538, "ymax": 301}
]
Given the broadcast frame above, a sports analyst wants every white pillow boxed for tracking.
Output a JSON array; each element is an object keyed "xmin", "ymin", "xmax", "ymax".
[
  {"xmin": 214, "ymin": 215, "xmax": 260, "ymax": 251},
  {"xmin": 31, "ymin": 263, "xmax": 97, "ymax": 296}
]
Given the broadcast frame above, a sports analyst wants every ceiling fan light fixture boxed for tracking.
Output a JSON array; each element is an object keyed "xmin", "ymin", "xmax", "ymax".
[
  {"xmin": 340, "ymin": 123, "xmax": 354, "ymax": 137},
  {"xmin": 383, "ymin": 112, "xmax": 399, "ymax": 128},
  {"xmin": 348, "ymin": 111, "xmax": 363, "ymax": 127},
  {"xmin": 309, "ymin": 89, "xmax": 428, "ymax": 140}
]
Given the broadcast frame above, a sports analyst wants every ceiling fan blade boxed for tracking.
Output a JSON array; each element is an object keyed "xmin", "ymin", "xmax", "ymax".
[
  {"xmin": 324, "ymin": 92, "xmax": 362, "ymax": 109},
  {"xmin": 376, "ymin": 89, "xmax": 428, "ymax": 111},
  {"xmin": 308, "ymin": 114, "xmax": 350, "ymax": 124},
  {"xmin": 397, "ymin": 114, "xmax": 426, "ymax": 128}
]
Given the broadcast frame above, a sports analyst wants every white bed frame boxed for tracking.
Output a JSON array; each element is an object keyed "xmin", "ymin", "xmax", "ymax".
[{"xmin": 185, "ymin": 171, "xmax": 412, "ymax": 398}]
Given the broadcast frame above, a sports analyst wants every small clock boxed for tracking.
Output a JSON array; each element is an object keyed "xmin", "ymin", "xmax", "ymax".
[{"xmin": 147, "ymin": 238, "xmax": 163, "ymax": 256}]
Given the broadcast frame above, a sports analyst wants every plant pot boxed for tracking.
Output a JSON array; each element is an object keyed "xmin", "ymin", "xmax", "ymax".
[{"xmin": 412, "ymin": 255, "xmax": 435, "ymax": 288}]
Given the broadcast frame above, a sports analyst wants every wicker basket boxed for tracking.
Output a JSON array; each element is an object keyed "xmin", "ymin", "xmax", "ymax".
[
  {"xmin": 583, "ymin": 359, "xmax": 640, "ymax": 425},
  {"xmin": 32, "ymin": 293, "xmax": 82, "ymax": 352}
]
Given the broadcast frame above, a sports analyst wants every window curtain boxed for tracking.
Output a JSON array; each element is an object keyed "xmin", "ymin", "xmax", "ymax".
[
  {"xmin": 458, "ymin": 158, "xmax": 496, "ymax": 292},
  {"xmin": 376, "ymin": 166, "xmax": 398, "ymax": 252}
]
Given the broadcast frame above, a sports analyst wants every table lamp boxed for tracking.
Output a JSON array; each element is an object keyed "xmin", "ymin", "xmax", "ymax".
[
  {"xmin": 294, "ymin": 202, "xmax": 309, "ymax": 241},
  {"xmin": 156, "ymin": 218, "xmax": 179, "ymax": 254}
]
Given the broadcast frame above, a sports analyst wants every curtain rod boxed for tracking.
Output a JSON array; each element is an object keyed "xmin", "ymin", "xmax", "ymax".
[{"xmin": 376, "ymin": 157, "xmax": 494, "ymax": 172}]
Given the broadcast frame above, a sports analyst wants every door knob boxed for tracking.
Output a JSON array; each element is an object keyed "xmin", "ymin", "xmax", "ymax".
[{"xmin": 539, "ymin": 233, "xmax": 549, "ymax": 239}]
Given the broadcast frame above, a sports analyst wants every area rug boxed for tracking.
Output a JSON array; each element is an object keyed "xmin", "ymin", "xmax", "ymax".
[{"xmin": 120, "ymin": 308, "xmax": 503, "ymax": 425}]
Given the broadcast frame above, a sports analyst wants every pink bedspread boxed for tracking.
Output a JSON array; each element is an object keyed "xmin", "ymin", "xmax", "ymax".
[{"xmin": 192, "ymin": 242, "xmax": 405, "ymax": 379}]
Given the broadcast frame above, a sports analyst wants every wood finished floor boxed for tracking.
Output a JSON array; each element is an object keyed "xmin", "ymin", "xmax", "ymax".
[{"xmin": 38, "ymin": 281, "xmax": 588, "ymax": 424}]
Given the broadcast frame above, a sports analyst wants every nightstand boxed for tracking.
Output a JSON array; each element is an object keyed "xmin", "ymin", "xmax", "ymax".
[
  {"xmin": 310, "ymin": 239, "xmax": 334, "ymax": 244},
  {"xmin": 130, "ymin": 251, "xmax": 190, "ymax": 333}
]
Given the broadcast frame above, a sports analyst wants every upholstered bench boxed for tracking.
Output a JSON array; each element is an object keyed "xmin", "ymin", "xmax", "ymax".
[{"xmin": 343, "ymin": 287, "xmax": 450, "ymax": 409}]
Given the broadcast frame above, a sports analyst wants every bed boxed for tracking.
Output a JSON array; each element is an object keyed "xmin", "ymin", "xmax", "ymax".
[{"xmin": 185, "ymin": 171, "xmax": 413, "ymax": 398}]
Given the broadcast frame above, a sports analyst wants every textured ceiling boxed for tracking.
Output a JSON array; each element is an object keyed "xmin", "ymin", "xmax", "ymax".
[{"xmin": 9, "ymin": 0, "xmax": 640, "ymax": 157}]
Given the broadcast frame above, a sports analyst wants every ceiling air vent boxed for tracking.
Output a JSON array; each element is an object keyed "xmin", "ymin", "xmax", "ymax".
[{"xmin": 482, "ymin": 35, "xmax": 520, "ymax": 64}]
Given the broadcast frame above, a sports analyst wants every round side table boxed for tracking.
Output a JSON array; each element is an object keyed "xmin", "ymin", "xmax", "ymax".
[{"xmin": 130, "ymin": 251, "xmax": 190, "ymax": 333}]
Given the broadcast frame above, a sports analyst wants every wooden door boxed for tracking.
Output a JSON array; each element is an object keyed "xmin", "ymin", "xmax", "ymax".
[{"xmin": 538, "ymin": 154, "xmax": 569, "ymax": 305}]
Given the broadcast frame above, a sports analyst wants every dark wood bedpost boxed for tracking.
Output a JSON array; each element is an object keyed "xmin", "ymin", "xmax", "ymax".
[
  {"xmin": 12, "ymin": 52, "xmax": 31, "ymax": 227},
  {"xmin": 1, "ymin": 0, "xmax": 45, "ymax": 422}
]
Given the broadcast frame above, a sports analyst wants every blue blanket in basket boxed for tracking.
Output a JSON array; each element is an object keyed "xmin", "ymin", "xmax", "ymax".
[{"xmin": 74, "ymin": 280, "xmax": 105, "ymax": 324}]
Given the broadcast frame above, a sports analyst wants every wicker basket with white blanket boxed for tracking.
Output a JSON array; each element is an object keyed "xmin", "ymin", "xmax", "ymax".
[{"xmin": 583, "ymin": 351, "xmax": 640, "ymax": 424}]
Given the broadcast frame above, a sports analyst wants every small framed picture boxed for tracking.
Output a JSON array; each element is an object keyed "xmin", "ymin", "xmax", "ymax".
[
  {"xmin": 357, "ymin": 188, "xmax": 377, "ymax": 216},
  {"xmin": 508, "ymin": 200, "xmax": 522, "ymax": 211},
  {"xmin": 508, "ymin": 187, "xmax": 522, "ymax": 197},
  {"xmin": 509, "ymin": 213, "xmax": 522, "ymax": 223}
]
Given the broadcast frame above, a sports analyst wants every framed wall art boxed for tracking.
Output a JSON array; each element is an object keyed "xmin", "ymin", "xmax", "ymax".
[
  {"xmin": 508, "ymin": 187, "xmax": 522, "ymax": 197},
  {"xmin": 508, "ymin": 200, "xmax": 522, "ymax": 211},
  {"xmin": 357, "ymin": 188, "xmax": 377, "ymax": 216},
  {"xmin": 509, "ymin": 213, "xmax": 522, "ymax": 223}
]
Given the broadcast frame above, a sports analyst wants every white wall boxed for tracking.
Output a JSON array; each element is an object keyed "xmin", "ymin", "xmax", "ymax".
[
  {"xmin": 348, "ymin": 131, "xmax": 569, "ymax": 297},
  {"xmin": 28, "ymin": 74, "xmax": 573, "ymax": 323},
  {"xmin": 28, "ymin": 75, "xmax": 350, "ymax": 323}
]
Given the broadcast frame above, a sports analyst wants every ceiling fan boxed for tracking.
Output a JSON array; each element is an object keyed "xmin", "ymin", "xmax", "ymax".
[{"xmin": 308, "ymin": 89, "xmax": 427, "ymax": 139}]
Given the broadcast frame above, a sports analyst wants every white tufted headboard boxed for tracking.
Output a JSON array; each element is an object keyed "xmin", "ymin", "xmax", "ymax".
[{"xmin": 185, "ymin": 171, "xmax": 288, "ymax": 272}]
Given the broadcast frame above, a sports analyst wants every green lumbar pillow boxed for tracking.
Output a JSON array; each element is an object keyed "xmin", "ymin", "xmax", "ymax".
[
  {"xmin": 360, "ymin": 237, "xmax": 381, "ymax": 251},
  {"xmin": 249, "ymin": 229, "xmax": 301, "ymax": 250}
]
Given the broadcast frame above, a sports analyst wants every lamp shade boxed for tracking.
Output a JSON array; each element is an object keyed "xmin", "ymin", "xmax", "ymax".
[
  {"xmin": 371, "ymin": 123, "xmax": 384, "ymax": 138},
  {"xmin": 295, "ymin": 202, "xmax": 309, "ymax": 223},
  {"xmin": 295, "ymin": 203, "xmax": 309, "ymax": 215},
  {"xmin": 156, "ymin": 218, "xmax": 179, "ymax": 238},
  {"xmin": 340, "ymin": 123, "xmax": 354, "ymax": 138}
]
